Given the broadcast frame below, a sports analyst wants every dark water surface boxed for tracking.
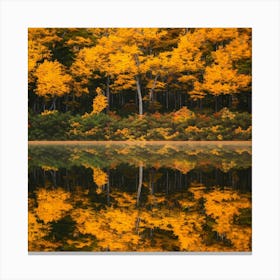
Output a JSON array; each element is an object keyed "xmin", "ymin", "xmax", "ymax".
[{"xmin": 28, "ymin": 142, "xmax": 252, "ymax": 252}]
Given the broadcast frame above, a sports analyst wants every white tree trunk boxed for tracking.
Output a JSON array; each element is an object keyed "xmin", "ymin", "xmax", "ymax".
[{"xmin": 136, "ymin": 76, "xmax": 143, "ymax": 115}]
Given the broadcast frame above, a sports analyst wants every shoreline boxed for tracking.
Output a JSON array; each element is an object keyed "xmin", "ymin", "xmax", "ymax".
[{"xmin": 28, "ymin": 140, "xmax": 252, "ymax": 145}]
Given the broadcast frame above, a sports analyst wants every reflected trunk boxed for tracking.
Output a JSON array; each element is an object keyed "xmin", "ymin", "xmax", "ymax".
[{"xmin": 136, "ymin": 165, "xmax": 143, "ymax": 206}]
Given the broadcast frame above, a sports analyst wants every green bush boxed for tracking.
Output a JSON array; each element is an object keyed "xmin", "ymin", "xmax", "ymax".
[
  {"xmin": 29, "ymin": 111, "xmax": 72, "ymax": 140},
  {"xmin": 28, "ymin": 108, "xmax": 252, "ymax": 141}
]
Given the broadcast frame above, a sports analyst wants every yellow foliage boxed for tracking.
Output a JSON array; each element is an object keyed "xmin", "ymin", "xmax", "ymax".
[
  {"xmin": 172, "ymin": 159, "xmax": 196, "ymax": 174},
  {"xmin": 112, "ymin": 74, "xmax": 136, "ymax": 91},
  {"xmin": 155, "ymin": 144, "xmax": 175, "ymax": 155},
  {"xmin": 34, "ymin": 60, "xmax": 72, "ymax": 98},
  {"xmin": 29, "ymin": 28, "xmax": 251, "ymax": 111},
  {"xmin": 28, "ymin": 28, "xmax": 62, "ymax": 46},
  {"xmin": 189, "ymin": 82, "xmax": 206, "ymax": 100},
  {"xmin": 234, "ymin": 126, "xmax": 252, "ymax": 136},
  {"xmin": 29, "ymin": 196, "xmax": 61, "ymax": 251},
  {"xmin": 35, "ymin": 188, "xmax": 72, "ymax": 223},
  {"xmin": 210, "ymin": 125, "xmax": 220, "ymax": 133},
  {"xmin": 66, "ymin": 36, "xmax": 92, "ymax": 50},
  {"xmin": 41, "ymin": 165, "xmax": 58, "ymax": 172},
  {"xmin": 178, "ymin": 75, "xmax": 196, "ymax": 84},
  {"xmin": 202, "ymin": 41, "xmax": 251, "ymax": 96},
  {"xmin": 173, "ymin": 107, "xmax": 195, "ymax": 123},
  {"xmin": 149, "ymin": 127, "xmax": 179, "ymax": 140},
  {"xmin": 177, "ymin": 198, "xmax": 196, "ymax": 210},
  {"xmin": 203, "ymin": 188, "xmax": 251, "ymax": 250},
  {"xmin": 220, "ymin": 107, "xmax": 236, "ymax": 120},
  {"xmin": 210, "ymin": 148, "xmax": 220, "ymax": 155},
  {"xmin": 95, "ymin": 87, "xmax": 103, "ymax": 95},
  {"xmin": 66, "ymin": 237, "xmax": 94, "ymax": 249},
  {"xmin": 28, "ymin": 28, "xmax": 61, "ymax": 82},
  {"xmin": 29, "ymin": 180, "xmax": 251, "ymax": 252},
  {"xmin": 71, "ymin": 206, "xmax": 141, "ymax": 251},
  {"xmin": 91, "ymin": 89, "xmax": 108, "ymax": 114},
  {"xmin": 84, "ymin": 128, "xmax": 99, "ymax": 136},
  {"xmin": 189, "ymin": 185, "xmax": 206, "ymax": 200},
  {"xmin": 111, "ymin": 192, "xmax": 137, "ymax": 207},
  {"xmin": 93, "ymin": 168, "xmax": 108, "ymax": 188},
  {"xmin": 28, "ymin": 211, "xmax": 50, "ymax": 251},
  {"xmin": 185, "ymin": 126, "xmax": 202, "ymax": 133},
  {"xmin": 40, "ymin": 110, "xmax": 58, "ymax": 116},
  {"xmin": 114, "ymin": 128, "xmax": 134, "ymax": 140},
  {"xmin": 186, "ymin": 148, "xmax": 202, "ymax": 156},
  {"xmin": 28, "ymin": 39, "xmax": 50, "ymax": 81},
  {"xmin": 172, "ymin": 32, "xmax": 204, "ymax": 73},
  {"xmin": 172, "ymin": 213, "xmax": 206, "ymax": 250},
  {"xmin": 70, "ymin": 121, "xmax": 81, "ymax": 128},
  {"xmin": 225, "ymin": 30, "xmax": 251, "ymax": 61},
  {"xmin": 235, "ymin": 148, "xmax": 251, "ymax": 155},
  {"xmin": 221, "ymin": 160, "xmax": 237, "ymax": 172}
]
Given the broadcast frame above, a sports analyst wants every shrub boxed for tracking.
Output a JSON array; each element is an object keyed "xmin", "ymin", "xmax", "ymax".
[
  {"xmin": 29, "ymin": 109, "xmax": 252, "ymax": 141},
  {"xmin": 29, "ymin": 111, "xmax": 72, "ymax": 140}
]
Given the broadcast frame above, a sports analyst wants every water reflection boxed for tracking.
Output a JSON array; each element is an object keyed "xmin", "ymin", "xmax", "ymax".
[{"xmin": 28, "ymin": 143, "xmax": 252, "ymax": 252}]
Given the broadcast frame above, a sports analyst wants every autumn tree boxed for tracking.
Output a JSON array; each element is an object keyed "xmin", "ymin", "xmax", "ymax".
[
  {"xmin": 34, "ymin": 60, "xmax": 72, "ymax": 110},
  {"xmin": 202, "ymin": 50, "xmax": 251, "ymax": 111},
  {"xmin": 28, "ymin": 37, "xmax": 50, "ymax": 84},
  {"xmin": 91, "ymin": 87, "xmax": 108, "ymax": 114},
  {"xmin": 70, "ymin": 29, "xmax": 116, "ymax": 111},
  {"xmin": 72, "ymin": 28, "xmax": 170, "ymax": 115},
  {"xmin": 28, "ymin": 28, "xmax": 252, "ymax": 115},
  {"xmin": 191, "ymin": 28, "xmax": 251, "ymax": 111},
  {"xmin": 170, "ymin": 30, "xmax": 205, "ymax": 106}
]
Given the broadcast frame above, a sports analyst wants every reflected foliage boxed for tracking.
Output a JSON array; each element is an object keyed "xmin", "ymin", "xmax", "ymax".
[
  {"xmin": 29, "ymin": 142, "xmax": 251, "ymax": 171},
  {"xmin": 29, "ymin": 143, "xmax": 251, "ymax": 252}
]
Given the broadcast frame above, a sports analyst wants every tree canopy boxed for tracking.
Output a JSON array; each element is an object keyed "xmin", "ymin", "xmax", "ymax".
[{"xmin": 28, "ymin": 28, "xmax": 252, "ymax": 116}]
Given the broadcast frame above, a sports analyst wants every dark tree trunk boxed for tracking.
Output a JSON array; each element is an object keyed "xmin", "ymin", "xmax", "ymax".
[
  {"xmin": 66, "ymin": 170, "xmax": 69, "ymax": 191},
  {"xmin": 215, "ymin": 95, "xmax": 218, "ymax": 112},
  {"xmin": 166, "ymin": 170, "xmax": 169, "ymax": 194},
  {"xmin": 150, "ymin": 170, "xmax": 154, "ymax": 195},
  {"xmin": 166, "ymin": 91, "xmax": 169, "ymax": 109},
  {"xmin": 49, "ymin": 97, "xmax": 57, "ymax": 110},
  {"xmin": 107, "ymin": 169, "xmax": 110, "ymax": 205},
  {"xmin": 65, "ymin": 95, "xmax": 68, "ymax": 112},
  {"xmin": 179, "ymin": 93, "xmax": 182, "ymax": 108},
  {"xmin": 106, "ymin": 76, "xmax": 110, "ymax": 112},
  {"xmin": 51, "ymin": 170, "xmax": 57, "ymax": 187},
  {"xmin": 179, "ymin": 172, "xmax": 182, "ymax": 190},
  {"xmin": 248, "ymin": 93, "xmax": 252, "ymax": 112},
  {"xmin": 33, "ymin": 97, "xmax": 37, "ymax": 113}
]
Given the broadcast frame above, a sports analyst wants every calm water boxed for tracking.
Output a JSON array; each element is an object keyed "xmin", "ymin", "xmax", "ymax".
[{"xmin": 28, "ymin": 142, "xmax": 252, "ymax": 252}]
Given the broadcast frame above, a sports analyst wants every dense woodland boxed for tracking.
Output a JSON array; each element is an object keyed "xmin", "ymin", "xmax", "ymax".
[{"xmin": 28, "ymin": 28, "xmax": 252, "ymax": 140}]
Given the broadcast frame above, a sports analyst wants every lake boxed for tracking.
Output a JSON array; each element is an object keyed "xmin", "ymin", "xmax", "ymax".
[{"xmin": 28, "ymin": 142, "xmax": 252, "ymax": 252}]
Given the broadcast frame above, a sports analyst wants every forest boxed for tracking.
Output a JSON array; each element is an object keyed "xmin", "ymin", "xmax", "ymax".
[{"xmin": 28, "ymin": 28, "xmax": 252, "ymax": 141}]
